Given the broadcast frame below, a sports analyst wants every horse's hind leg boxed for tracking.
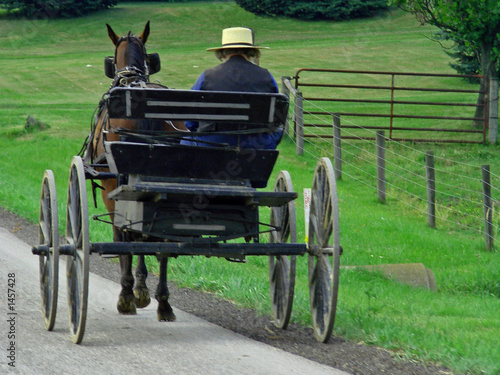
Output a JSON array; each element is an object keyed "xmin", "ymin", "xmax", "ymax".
[
  {"xmin": 134, "ymin": 255, "xmax": 151, "ymax": 308},
  {"xmin": 156, "ymin": 256, "xmax": 176, "ymax": 322},
  {"xmin": 116, "ymin": 228, "xmax": 137, "ymax": 315},
  {"xmin": 118, "ymin": 254, "xmax": 137, "ymax": 314}
]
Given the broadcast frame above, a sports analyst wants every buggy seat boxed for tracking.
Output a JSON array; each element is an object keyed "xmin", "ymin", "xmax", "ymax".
[{"xmin": 105, "ymin": 87, "xmax": 289, "ymax": 187}]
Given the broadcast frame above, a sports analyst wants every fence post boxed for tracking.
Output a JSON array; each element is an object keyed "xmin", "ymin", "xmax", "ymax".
[
  {"xmin": 295, "ymin": 91, "xmax": 304, "ymax": 155},
  {"xmin": 281, "ymin": 76, "xmax": 291, "ymax": 135},
  {"xmin": 333, "ymin": 114, "xmax": 342, "ymax": 180},
  {"xmin": 376, "ymin": 131, "xmax": 386, "ymax": 204},
  {"xmin": 482, "ymin": 165, "xmax": 494, "ymax": 251},
  {"xmin": 281, "ymin": 76, "xmax": 291, "ymax": 98},
  {"xmin": 488, "ymin": 76, "xmax": 499, "ymax": 144},
  {"xmin": 426, "ymin": 151, "xmax": 436, "ymax": 228}
]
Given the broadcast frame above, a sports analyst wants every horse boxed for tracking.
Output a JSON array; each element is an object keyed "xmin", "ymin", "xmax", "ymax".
[{"xmin": 84, "ymin": 21, "xmax": 187, "ymax": 322}]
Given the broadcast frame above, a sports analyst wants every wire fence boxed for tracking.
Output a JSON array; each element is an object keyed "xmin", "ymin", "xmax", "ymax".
[{"xmin": 281, "ymin": 79, "xmax": 498, "ymax": 251}]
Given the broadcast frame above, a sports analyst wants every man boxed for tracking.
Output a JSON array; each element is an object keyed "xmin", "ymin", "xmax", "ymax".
[{"xmin": 182, "ymin": 27, "xmax": 283, "ymax": 149}]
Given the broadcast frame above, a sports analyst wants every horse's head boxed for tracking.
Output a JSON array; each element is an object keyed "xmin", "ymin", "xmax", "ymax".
[{"xmin": 106, "ymin": 21, "xmax": 151, "ymax": 84}]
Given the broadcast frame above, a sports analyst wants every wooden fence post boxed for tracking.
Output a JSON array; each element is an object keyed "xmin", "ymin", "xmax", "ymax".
[
  {"xmin": 482, "ymin": 165, "xmax": 494, "ymax": 251},
  {"xmin": 376, "ymin": 131, "xmax": 386, "ymax": 204},
  {"xmin": 426, "ymin": 151, "xmax": 436, "ymax": 228},
  {"xmin": 333, "ymin": 114, "xmax": 342, "ymax": 180},
  {"xmin": 488, "ymin": 76, "xmax": 499, "ymax": 144},
  {"xmin": 295, "ymin": 91, "xmax": 304, "ymax": 155}
]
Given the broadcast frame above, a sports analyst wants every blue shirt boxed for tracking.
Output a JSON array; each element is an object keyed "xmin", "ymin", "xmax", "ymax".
[{"xmin": 181, "ymin": 56, "xmax": 283, "ymax": 149}]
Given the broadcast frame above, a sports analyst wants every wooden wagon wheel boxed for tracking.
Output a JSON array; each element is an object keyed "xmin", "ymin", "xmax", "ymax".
[
  {"xmin": 269, "ymin": 170, "xmax": 297, "ymax": 330},
  {"xmin": 65, "ymin": 156, "xmax": 90, "ymax": 344},
  {"xmin": 308, "ymin": 157, "xmax": 340, "ymax": 343},
  {"xmin": 38, "ymin": 170, "xmax": 59, "ymax": 331}
]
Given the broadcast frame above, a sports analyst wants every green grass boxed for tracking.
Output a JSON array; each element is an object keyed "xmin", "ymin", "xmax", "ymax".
[{"xmin": 0, "ymin": 3, "xmax": 499, "ymax": 374}]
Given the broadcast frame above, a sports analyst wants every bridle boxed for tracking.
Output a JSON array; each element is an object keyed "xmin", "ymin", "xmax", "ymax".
[{"xmin": 112, "ymin": 32, "xmax": 150, "ymax": 87}]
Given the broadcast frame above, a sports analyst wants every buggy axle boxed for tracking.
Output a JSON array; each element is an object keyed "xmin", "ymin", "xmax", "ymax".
[
  {"xmin": 32, "ymin": 244, "xmax": 76, "ymax": 257},
  {"xmin": 90, "ymin": 241, "xmax": 307, "ymax": 258}
]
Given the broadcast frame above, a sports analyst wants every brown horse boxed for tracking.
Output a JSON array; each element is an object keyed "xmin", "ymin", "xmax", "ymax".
[{"xmin": 86, "ymin": 21, "xmax": 187, "ymax": 321}]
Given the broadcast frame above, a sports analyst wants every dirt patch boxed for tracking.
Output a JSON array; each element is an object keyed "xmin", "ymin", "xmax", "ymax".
[{"xmin": 0, "ymin": 206, "xmax": 452, "ymax": 375}]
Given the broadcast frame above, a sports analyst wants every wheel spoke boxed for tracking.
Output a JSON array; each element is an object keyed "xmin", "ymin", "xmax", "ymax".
[
  {"xmin": 40, "ymin": 261, "xmax": 50, "ymax": 306},
  {"xmin": 281, "ymin": 209, "xmax": 290, "ymax": 241},
  {"xmin": 312, "ymin": 264, "xmax": 325, "ymax": 325},
  {"xmin": 277, "ymin": 258, "xmax": 290, "ymax": 296},
  {"xmin": 309, "ymin": 256, "xmax": 319, "ymax": 285},
  {"xmin": 40, "ymin": 197, "xmax": 50, "ymax": 243},
  {"xmin": 39, "ymin": 221, "xmax": 50, "ymax": 245},
  {"xmin": 67, "ymin": 200, "xmax": 76, "ymax": 242},
  {"xmin": 270, "ymin": 258, "xmax": 278, "ymax": 284},
  {"xmin": 68, "ymin": 261, "xmax": 80, "ymax": 331},
  {"xmin": 76, "ymin": 229, "xmax": 83, "ymax": 249},
  {"xmin": 274, "ymin": 261, "xmax": 284, "ymax": 319},
  {"xmin": 309, "ymin": 213, "xmax": 320, "ymax": 242},
  {"xmin": 270, "ymin": 229, "xmax": 279, "ymax": 243}
]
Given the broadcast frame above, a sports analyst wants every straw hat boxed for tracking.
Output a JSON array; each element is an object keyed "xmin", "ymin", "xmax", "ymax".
[{"xmin": 206, "ymin": 27, "xmax": 269, "ymax": 51}]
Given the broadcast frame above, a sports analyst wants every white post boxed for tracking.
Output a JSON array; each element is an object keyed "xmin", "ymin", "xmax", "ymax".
[
  {"xmin": 304, "ymin": 188, "xmax": 311, "ymax": 243},
  {"xmin": 295, "ymin": 92, "xmax": 304, "ymax": 155}
]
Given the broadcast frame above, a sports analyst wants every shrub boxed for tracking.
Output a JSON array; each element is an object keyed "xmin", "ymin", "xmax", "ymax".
[{"xmin": 236, "ymin": 0, "xmax": 388, "ymax": 21}]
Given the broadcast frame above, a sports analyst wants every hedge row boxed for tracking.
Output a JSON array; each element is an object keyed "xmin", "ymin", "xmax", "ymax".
[{"xmin": 235, "ymin": 0, "xmax": 388, "ymax": 21}]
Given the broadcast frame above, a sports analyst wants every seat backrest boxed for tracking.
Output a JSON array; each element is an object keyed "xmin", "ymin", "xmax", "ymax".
[{"xmin": 106, "ymin": 87, "xmax": 289, "ymax": 131}]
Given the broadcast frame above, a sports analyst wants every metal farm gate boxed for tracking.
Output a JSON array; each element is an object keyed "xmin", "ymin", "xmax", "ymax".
[{"xmin": 287, "ymin": 69, "xmax": 488, "ymax": 145}]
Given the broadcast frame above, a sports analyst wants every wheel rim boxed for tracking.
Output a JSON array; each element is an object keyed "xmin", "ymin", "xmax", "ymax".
[
  {"xmin": 38, "ymin": 170, "xmax": 59, "ymax": 331},
  {"xmin": 269, "ymin": 170, "xmax": 297, "ymax": 330},
  {"xmin": 66, "ymin": 156, "xmax": 89, "ymax": 344},
  {"xmin": 308, "ymin": 157, "xmax": 340, "ymax": 343}
]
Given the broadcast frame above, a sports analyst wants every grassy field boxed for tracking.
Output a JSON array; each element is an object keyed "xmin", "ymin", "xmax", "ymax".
[{"xmin": 0, "ymin": 2, "xmax": 499, "ymax": 374}]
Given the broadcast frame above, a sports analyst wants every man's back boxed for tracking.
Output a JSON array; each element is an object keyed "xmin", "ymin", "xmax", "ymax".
[{"xmin": 201, "ymin": 55, "xmax": 277, "ymax": 93}]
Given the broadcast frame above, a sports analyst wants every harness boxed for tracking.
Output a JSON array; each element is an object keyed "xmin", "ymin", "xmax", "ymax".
[{"xmin": 80, "ymin": 32, "xmax": 155, "ymax": 206}]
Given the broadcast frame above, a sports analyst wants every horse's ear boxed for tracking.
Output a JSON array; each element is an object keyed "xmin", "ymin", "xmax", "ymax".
[
  {"xmin": 106, "ymin": 24, "xmax": 120, "ymax": 46},
  {"xmin": 139, "ymin": 20, "xmax": 150, "ymax": 45}
]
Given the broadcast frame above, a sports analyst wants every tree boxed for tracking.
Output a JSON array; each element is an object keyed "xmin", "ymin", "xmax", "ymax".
[
  {"xmin": 0, "ymin": 0, "xmax": 117, "ymax": 17},
  {"xmin": 394, "ymin": 0, "xmax": 500, "ymax": 133},
  {"xmin": 437, "ymin": 30, "xmax": 482, "ymax": 81}
]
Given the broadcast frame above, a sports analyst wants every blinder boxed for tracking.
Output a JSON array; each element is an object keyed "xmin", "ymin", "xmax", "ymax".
[
  {"xmin": 104, "ymin": 52, "xmax": 161, "ymax": 79},
  {"xmin": 148, "ymin": 53, "xmax": 161, "ymax": 75}
]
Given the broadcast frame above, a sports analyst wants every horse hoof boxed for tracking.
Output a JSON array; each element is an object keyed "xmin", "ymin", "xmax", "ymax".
[
  {"xmin": 158, "ymin": 310, "xmax": 176, "ymax": 322},
  {"xmin": 157, "ymin": 301, "xmax": 176, "ymax": 322},
  {"xmin": 134, "ymin": 287, "xmax": 151, "ymax": 309},
  {"xmin": 117, "ymin": 294, "xmax": 137, "ymax": 315}
]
